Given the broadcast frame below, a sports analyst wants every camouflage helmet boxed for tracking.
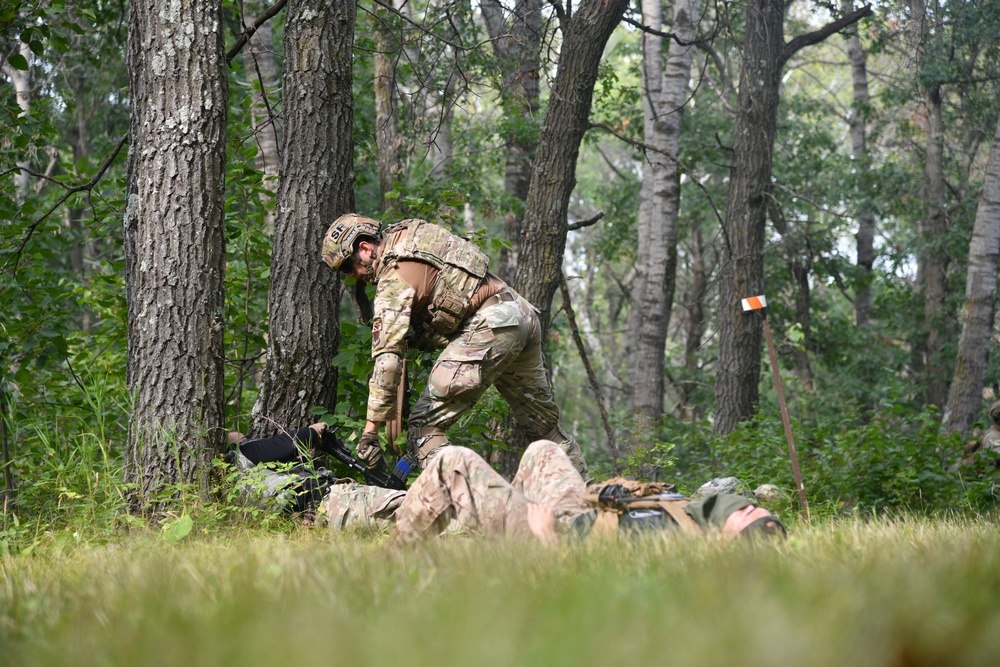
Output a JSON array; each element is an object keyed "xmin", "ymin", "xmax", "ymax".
[{"xmin": 321, "ymin": 213, "xmax": 381, "ymax": 271}]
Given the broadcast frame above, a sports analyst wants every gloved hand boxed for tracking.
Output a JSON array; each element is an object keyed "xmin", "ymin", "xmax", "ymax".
[{"xmin": 356, "ymin": 430, "xmax": 384, "ymax": 469}]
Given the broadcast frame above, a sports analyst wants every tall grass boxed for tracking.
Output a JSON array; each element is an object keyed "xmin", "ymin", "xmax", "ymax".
[{"xmin": 3, "ymin": 516, "xmax": 999, "ymax": 667}]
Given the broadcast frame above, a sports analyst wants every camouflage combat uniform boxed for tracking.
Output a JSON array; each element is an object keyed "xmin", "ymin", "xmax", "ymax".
[
  {"xmin": 319, "ymin": 481, "xmax": 406, "ymax": 531},
  {"xmin": 390, "ymin": 441, "xmax": 774, "ymax": 543},
  {"xmin": 393, "ymin": 439, "xmax": 590, "ymax": 543},
  {"xmin": 364, "ymin": 219, "xmax": 587, "ymax": 475}
]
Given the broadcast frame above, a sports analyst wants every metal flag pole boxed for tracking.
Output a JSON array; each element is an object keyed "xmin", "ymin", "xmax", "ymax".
[{"xmin": 742, "ymin": 294, "xmax": 810, "ymax": 519}]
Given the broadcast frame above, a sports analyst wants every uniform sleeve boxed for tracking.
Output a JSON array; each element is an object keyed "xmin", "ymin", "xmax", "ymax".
[{"xmin": 367, "ymin": 270, "xmax": 416, "ymax": 421}]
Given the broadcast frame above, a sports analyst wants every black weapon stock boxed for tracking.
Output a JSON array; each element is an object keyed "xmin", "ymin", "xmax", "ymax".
[{"xmin": 318, "ymin": 428, "xmax": 413, "ymax": 491}]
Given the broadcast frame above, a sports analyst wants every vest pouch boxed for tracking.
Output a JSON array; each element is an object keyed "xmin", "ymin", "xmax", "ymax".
[{"xmin": 428, "ymin": 292, "xmax": 469, "ymax": 334}]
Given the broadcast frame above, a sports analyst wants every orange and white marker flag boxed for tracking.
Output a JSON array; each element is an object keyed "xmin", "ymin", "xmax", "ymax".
[{"xmin": 741, "ymin": 294, "xmax": 767, "ymax": 311}]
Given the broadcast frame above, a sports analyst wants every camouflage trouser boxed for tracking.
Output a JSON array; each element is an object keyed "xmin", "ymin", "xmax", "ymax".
[
  {"xmin": 319, "ymin": 481, "xmax": 407, "ymax": 531},
  {"xmin": 393, "ymin": 439, "xmax": 590, "ymax": 544},
  {"xmin": 407, "ymin": 294, "xmax": 588, "ymax": 476}
]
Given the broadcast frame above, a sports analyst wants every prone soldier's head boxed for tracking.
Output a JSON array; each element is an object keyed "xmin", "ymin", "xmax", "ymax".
[
  {"xmin": 989, "ymin": 400, "xmax": 1000, "ymax": 427},
  {"xmin": 322, "ymin": 213, "xmax": 382, "ymax": 272}
]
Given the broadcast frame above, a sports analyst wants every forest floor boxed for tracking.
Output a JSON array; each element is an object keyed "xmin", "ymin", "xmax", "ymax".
[{"xmin": 2, "ymin": 516, "xmax": 999, "ymax": 667}]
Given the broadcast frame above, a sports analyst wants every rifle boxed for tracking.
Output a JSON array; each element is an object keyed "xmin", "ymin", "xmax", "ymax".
[{"xmin": 317, "ymin": 427, "xmax": 414, "ymax": 491}]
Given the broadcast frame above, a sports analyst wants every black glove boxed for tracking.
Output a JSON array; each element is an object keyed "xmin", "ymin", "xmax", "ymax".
[{"xmin": 356, "ymin": 430, "xmax": 384, "ymax": 469}]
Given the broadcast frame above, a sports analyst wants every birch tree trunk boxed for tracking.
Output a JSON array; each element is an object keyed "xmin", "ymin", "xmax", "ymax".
[
  {"xmin": 943, "ymin": 116, "xmax": 1000, "ymax": 433},
  {"xmin": 250, "ymin": 0, "xmax": 355, "ymax": 435},
  {"xmin": 625, "ymin": 0, "xmax": 699, "ymax": 445},
  {"xmin": 246, "ymin": 0, "xmax": 283, "ymax": 227},
  {"xmin": 3, "ymin": 41, "xmax": 32, "ymax": 199},
  {"xmin": 123, "ymin": 0, "xmax": 229, "ymax": 512}
]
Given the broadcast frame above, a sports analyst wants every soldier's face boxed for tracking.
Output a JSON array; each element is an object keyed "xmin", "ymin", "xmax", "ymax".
[
  {"xmin": 345, "ymin": 243, "xmax": 376, "ymax": 283},
  {"xmin": 722, "ymin": 505, "xmax": 778, "ymax": 536}
]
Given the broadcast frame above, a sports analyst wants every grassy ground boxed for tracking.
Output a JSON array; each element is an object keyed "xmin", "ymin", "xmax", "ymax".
[{"xmin": 2, "ymin": 516, "xmax": 1000, "ymax": 667}]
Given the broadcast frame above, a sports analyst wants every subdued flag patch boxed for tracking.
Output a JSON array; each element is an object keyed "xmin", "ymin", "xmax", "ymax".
[{"xmin": 741, "ymin": 295, "xmax": 767, "ymax": 311}]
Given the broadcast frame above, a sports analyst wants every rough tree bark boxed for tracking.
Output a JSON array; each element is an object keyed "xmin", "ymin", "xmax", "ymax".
[
  {"xmin": 943, "ymin": 116, "xmax": 1000, "ymax": 434},
  {"xmin": 713, "ymin": 1, "xmax": 871, "ymax": 434},
  {"xmin": 123, "ymin": 0, "xmax": 229, "ymax": 512},
  {"xmin": 625, "ymin": 0, "xmax": 699, "ymax": 445},
  {"xmin": 249, "ymin": 0, "xmax": 356, "ymax": 435}
]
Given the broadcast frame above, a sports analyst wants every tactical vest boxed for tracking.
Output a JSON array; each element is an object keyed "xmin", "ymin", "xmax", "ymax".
[
  {"xmin": 376, "ymin": 219, "xmax": 489, "ymax": 335},
  {"xmin": 584, "ymin": 477, "xmax": 702, "ymax": 536}
]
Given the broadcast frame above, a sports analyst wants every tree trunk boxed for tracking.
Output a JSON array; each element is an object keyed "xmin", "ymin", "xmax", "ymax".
[
  {"xmin": 681, "ymin": 227, "xmax": 710, "ymax": 421},
  {"xmin": 943, "ymin": 116, "xmax": 1000, "ymax": 434},
  {"xmin": 512, "ymin": 0, "xmax": 630, "ymax": 335},
  {"xmin": 123, "ymin": 0, "xmax": 229, "ymax": 512},
  {"xmin": 249, "ymin": 0, "xmax": 356, "ymax": 435},
  {"xmin": 3, "ymin": 41, "xmax": 32, "ymax": 199},
  {"xmin": 770, "ymin": 204, "xmax": 815, "ymax": 391},
  {"xmin": 374, "ymin": 2, "xmax": 404, "ymax": 213},
  {"xmin": 909, "ymin": 0, "xmax": 951, "ymax": 409},
  {"xmin": 844, "ymin": 7, "xmax": 875, "ymax": 328},
  {"xmin": 625, "ymin": 0, "xmax": 698, "ymax": 445},
  {"xmin": 485, "ymin": 0, "xmax": 627, "ymax": 473},
  {"xmin": 246, "ymin": 0, "xmax": 283, "ymax": 228},
  {"xmin": 922, "ymin": 83, "xmax": 951, "ymax": 408},
  {"xmin": 424, "ymin": 77, "xmax": 454, "ymax": 181},
  {"xmin": 713, "ymin": 0, "xmax": 785, "ymax": 435},
  {"xmin": 712, "ymin": 0, "xmax": 870, "ymax": 433},
  {"xmin": 482, "ymin": 0, "xmax": 542, "ymax": 283},
  {"xmin": 68, "ymin": 75, "xmax": 93, "ymax": 332}
]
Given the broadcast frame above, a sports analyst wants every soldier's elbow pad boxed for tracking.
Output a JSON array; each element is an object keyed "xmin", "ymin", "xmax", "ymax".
[{"xmin": 372, "ymin": 352, "xmax": 403, "ymax": 391}]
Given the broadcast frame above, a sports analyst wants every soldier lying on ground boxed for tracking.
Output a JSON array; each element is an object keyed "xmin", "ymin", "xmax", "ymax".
[
  {"xmin": 228, "ymin": 424, "xmax": 785, "ymax": 543},
  {"xmin": 389, "ymin": 439, "xmax": 786, "ymax": 546},
  {"xmin": 227, "ymin": 423, "xmax": 411, "ymax": 523},
  {"xmin": 320, "ymin": 214, "xmax": 587, "ymax": 476}
]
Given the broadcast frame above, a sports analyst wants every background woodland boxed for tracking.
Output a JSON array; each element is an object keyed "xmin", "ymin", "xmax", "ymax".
[{"xmin": 2, "ymin": 0, "xmax": 1000, "ymax": 538}]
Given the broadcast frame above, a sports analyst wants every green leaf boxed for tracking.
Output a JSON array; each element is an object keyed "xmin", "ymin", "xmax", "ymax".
[
  {"xmin": 61, "ymin": 21, "xmax": 86, "ymax": 35},
  {"xmin": 162, "ymin": 514, "xmax": 193, "ymax": 542},
  {"xmin": 49, "ymin": 35, "xmax": 69, "ymax": 53},
  {"xmin": 28, "ymin": 40, "xmax": 44, "ymax": 57},
  {"xmin": 7, "ymin": 53, "xmax": 28, "ymax": 71}
]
